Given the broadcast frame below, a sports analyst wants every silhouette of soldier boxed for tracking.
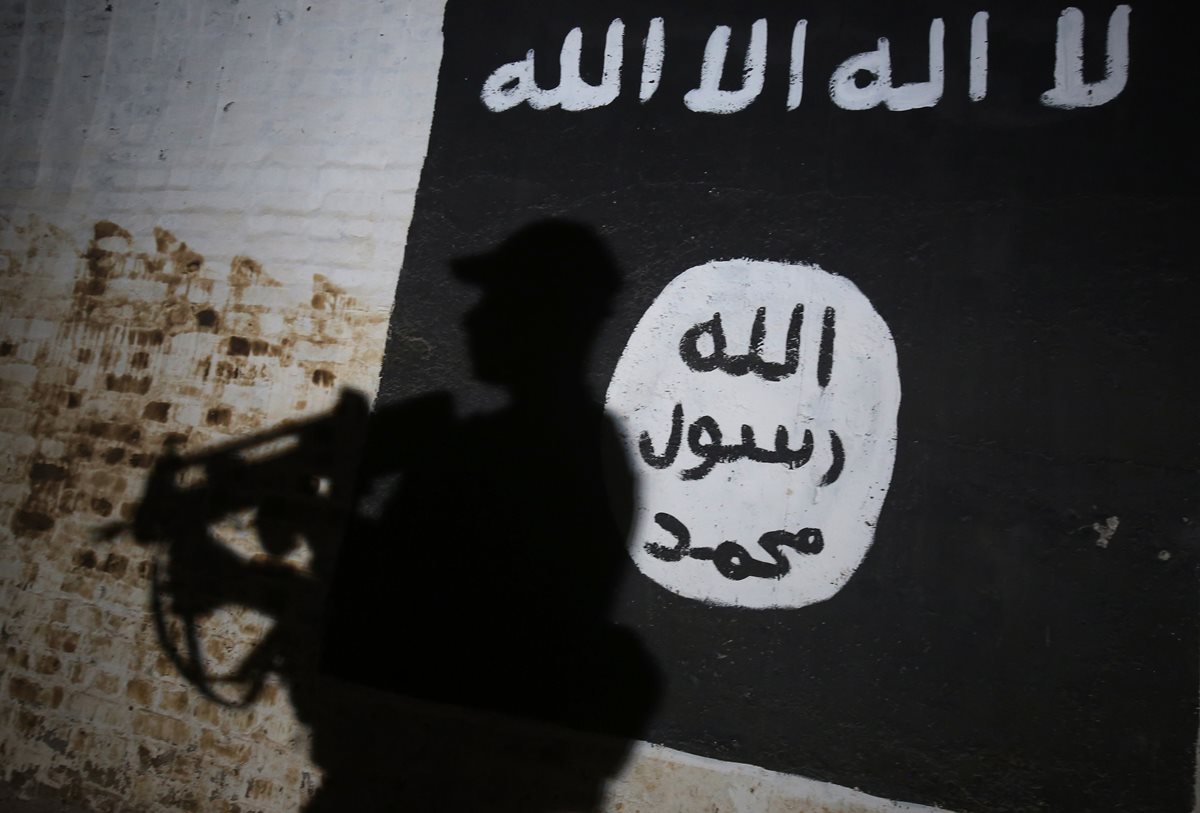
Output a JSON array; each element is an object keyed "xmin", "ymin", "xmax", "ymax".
[
  {"xmin": 126, "ymin": 221, "xmax": 659, "ymax": 812},
  {"xmin": 325, "ymin": 217, "xmax": 657, "ymax": 731}
]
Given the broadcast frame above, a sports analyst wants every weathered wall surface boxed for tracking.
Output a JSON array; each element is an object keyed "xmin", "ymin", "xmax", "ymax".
[
  {"xmin": 0, "ymin": 1, "xmax": 438, "ymax": 810},
  {"xmin": 3, "ymin": 2, "xmax": 1196, "ymax": 813}
]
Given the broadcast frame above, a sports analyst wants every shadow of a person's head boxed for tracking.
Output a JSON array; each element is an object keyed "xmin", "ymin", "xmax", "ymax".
[{"xmin": 454, "ymin": 220, "xmax": 620, "ymax": 393}]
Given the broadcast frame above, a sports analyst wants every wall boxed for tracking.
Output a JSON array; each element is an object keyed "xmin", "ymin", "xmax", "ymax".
[
  {"xmin": 378, "ymin": 3, "xmax": 1199, "ymax": 811},
  {"xmin": 0, "ymin": 1, "xmax": 936, "ymax": 811},
  {"xmin": 0, "ymin": 0, "xmax": 433, "ymax": 809},
  {"xmin": 1, "ymin": 1, "xmax": 1196, "ymax": 812}
]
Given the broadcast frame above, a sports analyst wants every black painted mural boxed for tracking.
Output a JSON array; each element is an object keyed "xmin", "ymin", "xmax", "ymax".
[{"xmin": 350, "ymin": 2, "xmax": 1200, "ymax": 810}]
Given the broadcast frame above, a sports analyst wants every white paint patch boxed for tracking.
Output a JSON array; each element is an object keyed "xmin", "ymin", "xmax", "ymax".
[
  {"xmin": 829, "ymin": 19, "xmax": 945, "ymax": 111},
  {"xmin": 1093, "ymin": 515, "xmax": 1120, "ymax": 548},
  {"xmin": 1041, "ymin": 5, "xmax": 1131, "ymax": 109},
  {"xmin": 481, "ymin": 19, "xmax": 625, "ymax": 112},
  {"xmin": 604, "ymin": 741, "xmax": 957, "ymax": 813},
  {"xmin": 787, "ymin": 20, "xmax": 809, "ymax": 111},
  {"xmin": 640, "ymin": 18, "xmax": 666, "ymax": 103},
  {"xmin": 606, "ymin": 260, "xmax": 900, "ymax": 608},
  {"xmin": 969, "ymin": 11, "xmax": 989, "ymax": 102},
  {"xmin": 684, "ymin": 19, "xmax": 769, "ymax": 114}
]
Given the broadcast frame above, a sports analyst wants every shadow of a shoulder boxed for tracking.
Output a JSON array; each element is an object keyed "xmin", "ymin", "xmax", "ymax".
[{"xmin": 298, "ymin": 673, "xmax": 643, "ymax": 813}]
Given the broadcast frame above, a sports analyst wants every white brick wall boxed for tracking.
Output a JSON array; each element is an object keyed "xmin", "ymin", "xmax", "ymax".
[{"xmin": 0, "ymin": 0, "xmax": 440, "ymax": 301}]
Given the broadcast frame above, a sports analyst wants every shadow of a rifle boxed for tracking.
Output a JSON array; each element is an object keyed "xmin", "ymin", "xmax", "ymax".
[{"xmin": 96, "ymin": 390, "xmax": 370, "ymax": 706}]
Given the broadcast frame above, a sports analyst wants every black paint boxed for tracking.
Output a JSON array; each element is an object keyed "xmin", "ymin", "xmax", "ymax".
[
  {"xmin": 819, "ymin": 429, "xmax": 844, "ymax": 487},
  {"xmin": 818, "ymin": 306, "xmax": 836, "ymax": 388},
  {"xmin": 679, "ymin": 305, "xmax": 806, "ymax": 381},
  {"xmin": 647, "ymin": 511, "xmax": 825, "ymax": 581},
  {"xmin": 639, "ymin": 405, "xmax": 816, "ymax": 481},
  {"xmin": 638, "ymin": 401, "xmax": 684, "ymax": 469},
  {"xmin": 368, "ymin": 2, "xmax": 1200, "ymax": 811}
]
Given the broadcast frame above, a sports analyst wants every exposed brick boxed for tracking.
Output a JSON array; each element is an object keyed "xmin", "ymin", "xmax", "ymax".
[
  {"xmin": 132, "ymin": 710, "xmax": 191, "ymax": 745},
  {"xmin": 14, "ymin": 707, "xmax": 43, "ymax": 736},
  {"xmin": 58, "ymin": 573, "xmax": 96, "ymax": 600},
  {"xmin": 245, "ymin": 776, "xmax": 276, "ymax": 800},
  {"xmin": 163, "ymin": 751, "xmax": 206, "ymax": 784},
  {"xmin": 82, "ymin": 760, "xmax": 126, "ymax": 792},
  {"xmin": 45, "ymin": 626, "xmax": 80, "ymax": 653},
  {"xmin": 124, "ymin": 678, "xmax": 154, "ymax": 706},
  {"xmin": 64, "ymin": 694, "xmax": 130, "ymax": 730},
  {"xmin": 160, "ymin": 687, "xmax": 189, "ymax": 715},
  {"xmin": 9, "ymin": 675, "xmax": 42, "ymax": 704},
  {"xmin": 199, "ymin": 729, "xmax": 251, "ymax": 763},
  {"xmin": 142, "ymin": 401, "xmax": 171, "ymax": 422},
  {"xmin": 90, "ymin": 671, "xmax": 120, "ymax": 696},
  {"xmin": 48, "ymin": 599, "xmax": 69, "ymax": 623},
  {"xmin": 192, "ymin": 698, "xmax": 222, "ymax": 727},
  {"xmin": 7, "ymin": 646, "xmax": 30, "ymax": 669},
  {"xmin": 69, "ymin": 604, "xmax": 102, "ymax": 629},
  {"xmin": 33, "ymin": 654, "xmax": 61, "ymax": 675},
  {"xmin": 99, "ymin": 553, "xmax": 127, "ymax": 578}
]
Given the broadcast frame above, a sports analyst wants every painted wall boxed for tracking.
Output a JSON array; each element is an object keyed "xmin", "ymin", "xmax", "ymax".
[
  {"xmin": 373, "ymin": 1, "xmax": 1198, "ymax": 811},
  {"xmin": 0, "ymin": 1, "xmax": 1196, "ymax": 812},
  {"xmin": 0, "ymin": 1, "xmax": 940, "ymax": 811}
]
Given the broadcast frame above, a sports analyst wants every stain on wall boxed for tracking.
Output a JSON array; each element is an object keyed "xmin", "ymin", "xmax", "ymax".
[
  {"xmin": 2, "ymin": 216, "xmax": 385, "ymax": 539},
  {"xmin": 0, "ymin": 215, "xmax": 387, "ymax": 812}
]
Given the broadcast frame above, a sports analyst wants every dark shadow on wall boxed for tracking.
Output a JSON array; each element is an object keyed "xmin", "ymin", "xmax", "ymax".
[{"xmin": 118, "ymin": 221, "xmax": 660, "ymax": 812}]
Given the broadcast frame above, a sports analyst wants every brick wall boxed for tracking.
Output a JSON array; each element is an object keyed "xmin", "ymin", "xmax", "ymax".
[
  {"xmin": 0, "ymin": 2, "xmax": 441, "ymax": 809},
  {"xmin": 0, "ymin": 2, "xmax": 945, "ymax": 811}
]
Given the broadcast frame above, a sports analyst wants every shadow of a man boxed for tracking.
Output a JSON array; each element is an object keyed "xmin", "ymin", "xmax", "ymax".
[
  {"xmin": 304, "ymin": 220, "xmax": 661, "ymax": 810},
  {"xmin": 120, "ymin": 220, "xmax": 658, "ymax": 812}
]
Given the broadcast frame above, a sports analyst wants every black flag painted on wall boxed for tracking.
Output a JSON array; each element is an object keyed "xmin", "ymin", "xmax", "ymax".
[{"xmin": 348, "ymin": 2, "xmax": 1200, "ymax": 811}]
